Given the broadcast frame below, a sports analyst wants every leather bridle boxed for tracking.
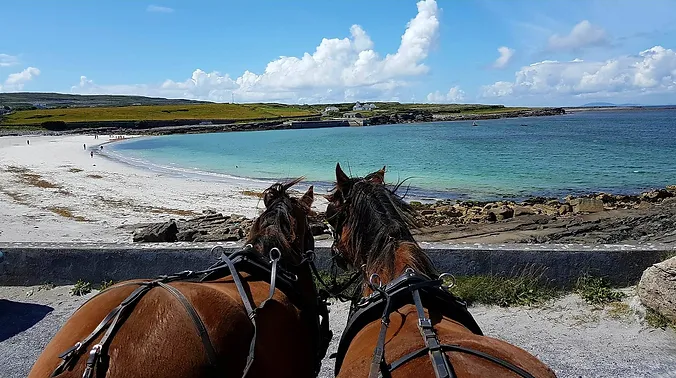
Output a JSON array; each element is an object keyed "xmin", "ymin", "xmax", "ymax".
[{"xmin": 50, "ymin": 245, "xmax": 332, "ymax": 378}]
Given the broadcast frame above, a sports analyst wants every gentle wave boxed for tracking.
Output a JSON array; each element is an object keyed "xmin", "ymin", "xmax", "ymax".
[{"xmin": 107, "ymin": 109, "xmax": 676, "ymax": 201}]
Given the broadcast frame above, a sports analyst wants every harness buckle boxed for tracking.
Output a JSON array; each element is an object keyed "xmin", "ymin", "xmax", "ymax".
[{"xmin": 418, "ymin": 318, "xmax": 433, "ymax": 329}]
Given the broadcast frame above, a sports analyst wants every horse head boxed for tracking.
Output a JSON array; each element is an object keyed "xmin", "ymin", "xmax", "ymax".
[
  {"xmin": 326, "ymin": 163, "xmax": 436, "ymax": 291},
  {"xmin": 247, "ymin": 177, "xmax": 315, "ymax": 266}
]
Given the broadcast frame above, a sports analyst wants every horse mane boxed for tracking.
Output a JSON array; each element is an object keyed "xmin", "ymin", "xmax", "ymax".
[
  {"xmin": 247, "ymin": 178, "xmax": 308, "ymax": 256},
  {"xmin": 332, "ymin": 177, "xmax": 437, "ymax": 279}
]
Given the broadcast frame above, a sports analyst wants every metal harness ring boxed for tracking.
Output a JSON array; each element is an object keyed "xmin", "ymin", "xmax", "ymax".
[
  {"xmin": 269, "ymin": 247, "xmax": 282, "ymax": 262},
  {"xmin": 438, "ymin": 273, "xmax": 456, "ymax": 290},
  {"xmin": 369, "ymin": 273, "xmax": 383, "ymax": 289}
]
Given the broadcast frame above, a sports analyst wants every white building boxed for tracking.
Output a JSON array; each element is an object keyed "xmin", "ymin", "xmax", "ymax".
[
  {"xmin": 353, "ymin": 102, "xmax": 377, "ymax": 111},
  {"xmin": 322, "ymin": 106, "xmax": 340, "ymax": 116}
]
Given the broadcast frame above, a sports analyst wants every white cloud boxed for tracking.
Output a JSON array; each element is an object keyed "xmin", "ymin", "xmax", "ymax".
[
  {"xmin": 0, "ymin": 54, "xmax": 19, "ymax": 67},
  {"xmin": 493, "ymin": 46, "xmax": 515, "ymax": 69},
  {"xmin": 147, "ymin": 5, "xmax": 174, "ymax": 13},
  {"xmin": 481, "ymin": 45, "xmax": 676, "ymax": 99},
  {"xmin": 427, "ymin": 86, "xmax": 465, "ymax": 103},
  {"xmin": 548, "ymin": 20, "xmax": 609, "ymax": 51},
  {"xmin": 73, "ymin": 0, "xmax": 440, "ymax": 103},
  {"xmin": 0, "ymin": 67, "xmax": 41, "ymax": 92}
]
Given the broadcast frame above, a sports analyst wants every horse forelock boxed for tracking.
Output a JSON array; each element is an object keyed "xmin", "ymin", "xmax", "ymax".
[
  {"xmin": 335, "ymin": 178, "xmax": 436, "ymax": 279},
  {"xmin": 247, "ymin": 181, "xmax": 310, "ymax": 260}
]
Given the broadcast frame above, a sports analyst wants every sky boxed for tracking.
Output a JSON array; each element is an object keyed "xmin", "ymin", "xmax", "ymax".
[{"xmin": 2, "ymin": 0, "xmax": 676, "ymax": 106}]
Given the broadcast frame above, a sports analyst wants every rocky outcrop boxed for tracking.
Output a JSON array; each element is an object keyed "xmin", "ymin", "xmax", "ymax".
[
  {"xmin": 430, "ymin": 107, "xmax": 565, "ymax": 122},
  {"xmin": 412, "ymin": 186, "xmax": 676, "ymax": 228},
  {"xmin": 570, "ymin": 198, "xmax": 604, "ymax": 213},
  {"xmin": 132, "ymin": 211, "xmax": 331, "ymax": 243},
  {"xmin": 637, "ymin": 256, "xmax": 676, "ymax": 323},
  {"xmin": 132, "ymin": 221, "xmax": 178, "ymax": 242},
  {"xmin": 368, "ymin": 110, "xmax": 433, "ymax": 125}
]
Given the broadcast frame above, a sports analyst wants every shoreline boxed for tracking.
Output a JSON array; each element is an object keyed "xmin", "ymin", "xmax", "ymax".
[
  {"xmin": 104, "ymin": 133, "xmax": 673, "ymax": 204},
  {"xmin": 1, "ymin": 133, "xmax": 674, "ymax": 245},
  {"xmin": 0, "ymin": 134, "xmax": 320, "ymax": 243}
]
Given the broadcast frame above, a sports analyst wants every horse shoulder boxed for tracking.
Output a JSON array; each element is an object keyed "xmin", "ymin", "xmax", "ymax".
[{"xmin": 433, "ymin": 319, "xmax": 557, "ymax": 378}]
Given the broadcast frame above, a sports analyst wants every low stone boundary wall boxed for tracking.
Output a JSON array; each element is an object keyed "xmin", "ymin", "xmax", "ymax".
[{"xmin": 0, "ymin": 243, "xmax": 672, "ymax": 287}]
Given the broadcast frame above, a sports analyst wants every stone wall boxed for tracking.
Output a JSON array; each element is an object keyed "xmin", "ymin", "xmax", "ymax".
[{"xmin": 0, "ymin": 243, "xmax": 670, "ymax": 288}]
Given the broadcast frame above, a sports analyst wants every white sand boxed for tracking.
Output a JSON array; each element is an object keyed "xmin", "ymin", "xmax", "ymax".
[{"xmin": 0, "ymin": 135, "xmax": 323, "ymax": 243}]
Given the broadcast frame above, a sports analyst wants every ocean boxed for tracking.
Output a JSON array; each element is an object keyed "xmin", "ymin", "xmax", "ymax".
[{"xmin": 108, "ymin": 109, "xmax": 676, "ymax": 201}]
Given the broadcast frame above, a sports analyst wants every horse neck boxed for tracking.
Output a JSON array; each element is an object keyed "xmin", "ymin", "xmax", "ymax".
[{"xmin": 362, "ymin": 240, "xmax": 432, "ymax": 296}]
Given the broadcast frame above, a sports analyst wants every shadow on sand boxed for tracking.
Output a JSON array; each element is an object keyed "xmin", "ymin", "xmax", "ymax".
[{"xmin": 0, "ymin": 299, "xmax": 53, "ymax": 342}]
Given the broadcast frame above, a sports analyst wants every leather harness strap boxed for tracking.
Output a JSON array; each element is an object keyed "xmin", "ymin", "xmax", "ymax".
[
  {"xmin": 411, "ymin": 288, "xmax": 455, "ymax": 378},
  {"xmin": 50, "ymin": 245, "xmax": 327, "ymax": 378},
  {"xmin": 157, "ymin": 282, "xmax": 219, "ymax": 366},
  {"xmin": 368, "ymin": 286, "xmax": 393, "ymax": 378},
  {"xmin": 217, "ymin": 249, "xmax": 259, "ymax": 377},
  {"xmin": 335, "ymin": 271, "xmax": 536, "ymax": 378}
]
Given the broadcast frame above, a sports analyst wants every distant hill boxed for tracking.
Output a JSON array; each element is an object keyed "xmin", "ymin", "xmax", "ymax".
[
  {"xmin": 582, "ymin": 102, "xmax": 641, "ymax": 107},
  {"xmin": 0, "ymin": 92, "xmax": 210, "ymax": 108}
]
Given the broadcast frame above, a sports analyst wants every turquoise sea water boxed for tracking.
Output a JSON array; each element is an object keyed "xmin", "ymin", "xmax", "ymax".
[{"xmin": 109, "ymin": 109, "xmax": 676, "ymax": 201}]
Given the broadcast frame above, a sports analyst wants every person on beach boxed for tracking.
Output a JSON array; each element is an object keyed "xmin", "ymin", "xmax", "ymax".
[
  {"xmin": 26, "ymin": 140, "xmax": 29, "ymax": 145},
  {"xmin": 83, "ymin": 143, "xmax": 86, "ymax": 150},
  {"xmin": 90, "ymin": 151, "xmax": 94, "ymax": 158},
  {"xmin": 100, "ymin": 145, "xmax": 103, "ymax": 150}
]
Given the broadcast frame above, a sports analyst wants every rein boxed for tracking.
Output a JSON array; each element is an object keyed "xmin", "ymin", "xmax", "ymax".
[{"xmin": 50, "ymin": 245, "xmax": 331, "ymax": 378}]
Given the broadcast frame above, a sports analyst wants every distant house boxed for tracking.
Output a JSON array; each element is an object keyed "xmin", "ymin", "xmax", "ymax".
[
  {"xmin": 353, "ymin": 102, "xmax": 377, "ymax": 111},
  {"xmin": 0, "ymin": 108, "xmax": 8, "ymax": 116},
  {"xmin": 322, "ymin": 106, "xmax": 340, "ymax": 116},
  {"xmin": 343, "ymin": 112, "xmax": 363, "ymax": 118},
  {"xmin": 33, "ymin": 103, "xmax": 48, "ymax": 109}
]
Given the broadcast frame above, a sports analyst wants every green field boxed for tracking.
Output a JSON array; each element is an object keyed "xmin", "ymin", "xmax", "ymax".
[
  {"xmin": 1, "ymin": 103, "xmax": 318, "ymax": 126},
  {"xmin": 0, "ymin": 92, "xmax": 554, "ymax": 130}
]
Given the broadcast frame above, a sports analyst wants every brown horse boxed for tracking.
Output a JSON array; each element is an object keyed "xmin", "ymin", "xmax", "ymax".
[
  {"xmin": 326, "ymin": 163, "xmax": 557, "ymax": 378},
  {"xmin": 29, "ymin": 179, "xmax": 329, "ymax": 378}
]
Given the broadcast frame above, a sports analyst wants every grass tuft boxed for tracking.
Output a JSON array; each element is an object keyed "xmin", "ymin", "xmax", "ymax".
[
  {"xmin": 98, "ymin": 280, "xmax": 115, "ymax": 290},
  {"xmin": 645, "ymin": 308, "xmax": 675, "ymax": 329},
  {"xmin": 86, "ymin": 174, "xmax": 103, "ymax": 179},
  {"xmin": 449, "ymin": 268, "xmax": 559, "ymax": 307},
  {"xmin": 575, "ymin": 275, "xmax": 625, "ymax": 305},
  {"xmin": 70, "ymin": 279, "xmax": 92, "ymax": 296},
  {"xmin": 68, "ymin": 168, "xmax": 83, "ymax": 173},
  {"xmin": 38, "ymin": 282, "xmax": 55, "ymax": 291}
]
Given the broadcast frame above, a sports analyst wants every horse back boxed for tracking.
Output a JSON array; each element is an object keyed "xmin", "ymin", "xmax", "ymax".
[
  {"xmin": 339, "ymin": 304, "xmax": 556, "ymax": 378},
  {"xmin": 29, "ymin": 277, "xmax": 315, "ymax": 378}
]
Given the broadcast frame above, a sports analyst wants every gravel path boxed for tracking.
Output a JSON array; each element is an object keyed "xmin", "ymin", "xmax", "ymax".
[{"xmin": 2, "ymin": 285, "xmax": 675, "ymax": 378}]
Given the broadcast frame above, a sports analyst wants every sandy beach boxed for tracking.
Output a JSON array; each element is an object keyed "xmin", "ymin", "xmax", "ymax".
[{"xmin": 0, "ymin": 135, "xmax": 324, "ymax": 243}]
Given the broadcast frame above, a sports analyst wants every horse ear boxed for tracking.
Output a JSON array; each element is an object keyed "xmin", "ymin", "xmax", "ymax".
[
  {"xmin": 300, "ymin": 185, "xmax": 314, "ymax": 207},
  {"xmin": 335, "ymin": 163, "xmax": 350, "ymax": 189},
  {"xmin": 369, "ymin": 166, "xmax": 386, "ymax": 184}
]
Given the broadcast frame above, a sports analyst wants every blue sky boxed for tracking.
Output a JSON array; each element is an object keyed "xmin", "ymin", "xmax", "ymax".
[{"xmin": 2, "ymin": 0, "xmax": 676, "ymax": 106}]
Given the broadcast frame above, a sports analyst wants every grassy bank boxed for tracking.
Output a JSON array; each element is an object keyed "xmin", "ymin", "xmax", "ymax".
[{"xmin": 1, "ymin": 103, "xmax": 318, "ymax": 126}]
